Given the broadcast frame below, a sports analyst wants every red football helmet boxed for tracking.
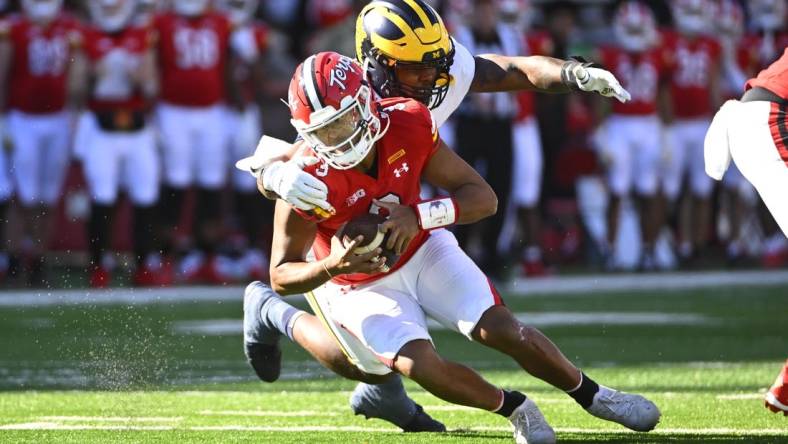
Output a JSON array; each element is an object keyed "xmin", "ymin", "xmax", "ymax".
[
  {"xmin": 714, "ymin": 0, "xmax": 744, "ymax": 38},
  {"xmin": 288, "ymin": 51, "xmax": 388, "ymax": 170},
  {"xmin": 21, "ymin": 0, "xmax": 63, "ymax": 23},
  {"xmin": 613, "ymin": 1, "xmax": 658, "ymax": 52},
  {"xmin": 88, "ymin": 0, "xmax": 136, "ymax": 32},
  {"xmin": 671, "ymin": 0, "xmax": 713, "ymax": 36},
  {"xmin": 215, "ymin": 0, "xmax": 258, "ymax": 26}
]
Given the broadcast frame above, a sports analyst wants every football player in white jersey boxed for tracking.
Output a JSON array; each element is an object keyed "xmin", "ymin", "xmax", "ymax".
[{"xmin": 241, "ymin": 0, "xmax": 631, "ymax": 432}]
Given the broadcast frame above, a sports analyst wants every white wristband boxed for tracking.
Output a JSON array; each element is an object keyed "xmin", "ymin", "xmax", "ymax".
[{"xmin": 413, "ymin": 197, "xmax": 458, "ymax": 230}]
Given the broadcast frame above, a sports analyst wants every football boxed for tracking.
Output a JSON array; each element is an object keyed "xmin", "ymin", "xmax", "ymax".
[{"xmin": 338, "ymin": 213, "xmax": 399, "ymax": 273}]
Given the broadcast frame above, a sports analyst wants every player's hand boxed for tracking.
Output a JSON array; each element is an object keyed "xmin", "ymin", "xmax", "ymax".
[
  {"xmin": 573, "ymin": 65, "xmax": 631, "ymax": 103},
  {"xmin": 325, "ymin": 235, "xmax": 387, "ymax": 276},
  {"xmin": 375, "ymin": 199, "xmax": 419, "ymax": 255},
  {"xmin": 262, "ymin": 158, "xmax": 335, "ymax": 214}
]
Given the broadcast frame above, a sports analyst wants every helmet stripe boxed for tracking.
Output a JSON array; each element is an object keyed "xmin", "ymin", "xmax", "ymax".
[
  {"xmin": 379, "ymin": 0, "xmax": 428, "ymax": 30},
  {"xmin": 302, "ymin": 55, "xmax": 325, "ymax": 111}
]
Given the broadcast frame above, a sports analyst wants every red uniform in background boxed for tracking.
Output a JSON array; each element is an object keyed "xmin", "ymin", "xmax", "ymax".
[
  {"xmin": 661, "ymin": 30, "xmax": 721, "ymax": 119},
  {"xmin": 660, "ymin": 29, "xmax": 721, "ymax": 203},
  {"xmin": 4, "ymin": 13, "xmax": 81, "ymax": 114},
  {"xmin": 295, "ymin": 97, "xmax": 440, "ymax": 286},
  {"xmin": 154, "ymin": 11, "xmax": 231, "ymax": 107},
  {"xmin": 599, "ymin": 47, "xmax": 665, "ymax": 116}
]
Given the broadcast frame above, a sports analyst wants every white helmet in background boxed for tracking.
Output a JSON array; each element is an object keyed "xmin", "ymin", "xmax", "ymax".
[
  {"xmin": 613, "ymin": 1, "xmax": 658, "ymax": 52},
  {"xmin": 215, "ymin": 0, "xmax": 258, "ymax": 26},
  {"xmin": 21, "ymin": 0, "xmax": 64, "ymax": 24},
  {"xmin": 671, "ymin": 0, "xmax": 712, "ymax": 36},
  {"xmin": 499, "ymin": 0, "xmax": 533, "ymax": 31},
  {"xmin": 713, "ymin": 0, "xmax": 744, "ymax": 39},
  {"xmin": 89, "ymin": 0, "xmax": 137, "ymax": 32},
  {"xmin": 749, "ymin": 0, "xmax": 787, "ymax": 32},
  {"xmin": 173, "ymin": 0, "xmax": 211, "ymax": 17}
]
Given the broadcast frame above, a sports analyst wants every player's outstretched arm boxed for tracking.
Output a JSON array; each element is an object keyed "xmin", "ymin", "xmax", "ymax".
[
  {"xmin": 269, "ymin": 200, "xmax": 385, "ymax": 295},
  {"xmin": 472, "ymin": 54, "xmax": 631, "ymax": 103}
]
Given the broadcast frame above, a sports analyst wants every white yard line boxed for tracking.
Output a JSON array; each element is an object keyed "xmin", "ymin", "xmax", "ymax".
[
  {"xmin": 1, "ymin": 422, "xmax": 786, "ymax": 435},
  {"xmin": 40, "ymin": 416, "xmax": 182, "ymax": 422},
  {"xmin": 716, "ymin": 393, "xmax": 766, "ymax": 400},
  {"xmin": 0, "ymin": 270, "xmax": 786, "ymax": 307},
  {"xmin": 199, "ymin": 410, "xmax": 339, "ymax": 417}
]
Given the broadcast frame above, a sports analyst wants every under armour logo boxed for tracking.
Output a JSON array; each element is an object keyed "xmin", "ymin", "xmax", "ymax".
[{"xmin": 393, "ymin": 162, "xmax": 409, "ymax": 178}]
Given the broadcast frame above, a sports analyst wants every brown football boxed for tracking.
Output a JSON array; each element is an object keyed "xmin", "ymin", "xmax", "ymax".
[{"xmin": 337, "ymin": 213, "xmax": 399, "ymax": 273}]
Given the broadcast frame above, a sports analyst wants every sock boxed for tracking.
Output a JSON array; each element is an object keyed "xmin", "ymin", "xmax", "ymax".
[
  {"xmin": 258, "ymin": 297, "xmax": 302, "ymax": 345},
  {"xmin": 349, "ymin": 376, "xmax": 417, "ymax": 428},
  {"xmin": 133, "ymin": 205, "xmax": 156, "ymax": 267},
  {"xmin": 88, "ymin": 203, "xmax": 114, "ymax": 267},
  {"xmin": 284, "ymin": 310, "xmax": 306, "ymax": 342},
  {"xmin": 493, "ymin": 389, "xmax": 527, "ymax": 417},
  {"xmin": 567, "ymin": 372, "xmax": 600, "ymax": 409}
]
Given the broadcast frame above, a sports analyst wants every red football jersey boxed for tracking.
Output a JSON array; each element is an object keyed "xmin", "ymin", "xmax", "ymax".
[
  {"xmin": 83, "ymin": 26, "xmax": 153, "ymax": 112},
  {"xmin": 515, "ymin": 31, "xmax": 553, "ymax": 122},
  {"xmin": 154, "ymin": 12, "xmax": 231, "ymax": 107},
  {"xmin": 746, "ymin": 47, "xmax": 788, "ymax": 101},
  {"xmin": 294, "ymin": 97, "xmax": 440, "ymax": 286},
  {"xmin": 661, "ymin": 30, "xmax": 721, "ymax": 118},
  {"xmin": 2, "ymin": 13, "xmax": 82, "ymax": 114},
  {"xmin": 600, "ymin": 46, "xmax": 664, "ymax": 115}
]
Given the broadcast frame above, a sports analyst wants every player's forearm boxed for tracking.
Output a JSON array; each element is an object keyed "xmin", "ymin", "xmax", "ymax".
[
  {"xmin": 452, "ymin": 182, "xmax": 498, "ymax": 225},
  {"xmin": 471, "ymin": 54, "xmax": 570, "ymax": 93},
  {"xmin": 270, "ymin": 259, "xmax": 333, "ymax": 296}
]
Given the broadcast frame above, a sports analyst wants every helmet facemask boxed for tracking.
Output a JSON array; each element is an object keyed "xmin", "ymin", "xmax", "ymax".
[
  {"xmin": 294, "ymin": 84, "xmax": 389, "ymax": 170},
  {"xmin": 364, "ymin": 42, "xmax": 454, "ymax": 110}
]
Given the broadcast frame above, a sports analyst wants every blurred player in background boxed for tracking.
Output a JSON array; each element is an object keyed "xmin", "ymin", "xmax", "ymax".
[
  {"xmin": 704, "ymin": 46, "xmax": 788, "ymax": 418},
  {"xmin": 712, "ymin": 0, "xmax": 759, "ymax": 265},
  {"xmin": 452, "ymin": 0, "xmax": 520, "ymax": 280},
  {"xmin": 0, "ymin": 0, "xmax": 11, "ymax": 283},
  {"xmin": 153, "ymin": 0, "xmax": 232, "ymax": 283},
  {"xmin": 500, "ymin": 0, "xmax": 552, "ymax": 277},
  {"xmin": 0, "ymin": 0, "xmax": 83, "ymax": 286},
  {"xmin": 660, "ymin": 0, "xmax": 721, "ymax": 264},
  {"xmin": 594, "ymin": 1, "xmax": 666, "ymax": 271},
  {"xmin": 78, "ymin": 0, "xmax": 160, "ymax": 287},
  {"xmin": 214, "ymin": 0, "xmax": 271, "ymax": 282}
]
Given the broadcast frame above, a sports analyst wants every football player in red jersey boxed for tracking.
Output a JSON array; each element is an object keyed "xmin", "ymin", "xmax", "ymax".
[
  {"xmin": 215, "ymin": 0, "xmax": 279, "ymax": 282},
  {"xmin": 594, "ymin": 1, "xmax": 667, "ymax": 271},
  {"xmin": 660, "ymin": 0, "xmax": 722, "ymax": 264},
  {"xmin": 267, "ymin": 52, "xmax": 660, "ymax": 441},
  {"xmin": 0, "ymin": 0, "xmax": 83, "ymax": 286},
  {"xmin": 241, "ymin": 0, "xmax": 632, "ymax": 431},
  {"xmin": 502, "ymin": 0, "xmax": 554, "ymax": 277},
  {"xmin": 77, "ymin": 0, "xmax": 161, "ymax": 287},
  {"xmin": 153, "ymin": 0, "xmax": 233, "ymax": 283},
  {"xmin": 705, "ymin": 48, "xmax": 788, "ymax": 417}
]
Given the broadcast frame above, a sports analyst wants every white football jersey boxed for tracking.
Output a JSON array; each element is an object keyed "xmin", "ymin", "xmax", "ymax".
[{"xmin": 431, "ymin": 39, "xmax": 475, "ymax": 127}]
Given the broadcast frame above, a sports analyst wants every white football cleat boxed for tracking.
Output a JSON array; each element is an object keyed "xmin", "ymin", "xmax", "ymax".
[
  {"xmin": 508, "ymin": 398, "xmax": 556, "ymax": 444},
  {"xmin": 586, "ymin": 385, "xmax": 661, "ymax": 431}
]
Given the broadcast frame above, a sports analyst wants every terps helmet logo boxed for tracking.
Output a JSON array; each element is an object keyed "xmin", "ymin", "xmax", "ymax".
[{"xmin": 328, "ymin": 56, "xmax": 357, "ymax": 91}]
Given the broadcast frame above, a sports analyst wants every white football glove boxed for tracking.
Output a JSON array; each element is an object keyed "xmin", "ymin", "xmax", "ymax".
[
  {"xmin": 262, "ymin": 157, "xmax": 335, "ymax": 214},
  {"xmin": 573, "ymin": 65, "xmax": 632, "ymax": 103}
]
